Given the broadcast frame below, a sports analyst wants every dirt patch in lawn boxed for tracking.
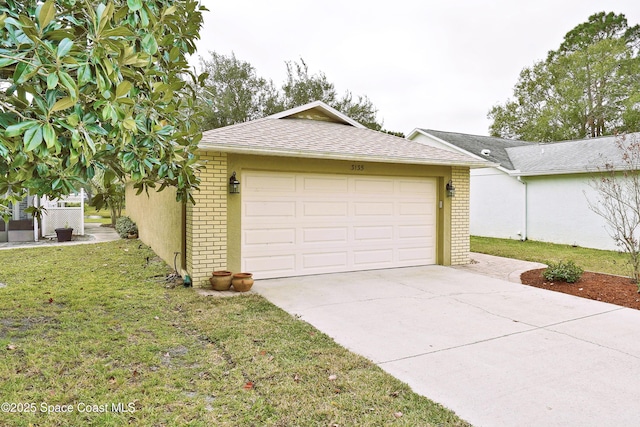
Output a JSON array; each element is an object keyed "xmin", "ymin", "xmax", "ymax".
[{"xmin": 521, "ymin": 269, "xmax": 640, "ymax": 310}]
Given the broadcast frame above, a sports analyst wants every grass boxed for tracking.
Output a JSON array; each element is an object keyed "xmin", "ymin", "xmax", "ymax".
[
  {"xmin": 471, "ymin": 236, "xmax": 630, "ymax": 277},
  {"xmin": 0, "ymin": 241, "xmax": 469, "ymax": 426},
  {"xmin": 83, "ymin": 206, "xmax": 126, "ymax": 225}
]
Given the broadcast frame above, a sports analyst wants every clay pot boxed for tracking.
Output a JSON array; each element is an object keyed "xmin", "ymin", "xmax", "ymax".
[
  {"xmin": 209, "ymin": 270, "xmax": 233, "ymax": 291},
  {"xmin": 232, "ymin": 273, "xmax": 254, "ymax": 292}
]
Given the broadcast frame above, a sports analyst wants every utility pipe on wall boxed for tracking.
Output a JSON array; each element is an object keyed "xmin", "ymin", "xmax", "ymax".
[{"xmin": 517, "ymin": 176, "xmax": 527, "ymax": 241}]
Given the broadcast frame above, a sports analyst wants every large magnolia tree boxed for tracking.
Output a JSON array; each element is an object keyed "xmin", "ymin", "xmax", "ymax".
[{"xmin": 0, "ymin": 0, "xmax": 206, "ymax": 219}]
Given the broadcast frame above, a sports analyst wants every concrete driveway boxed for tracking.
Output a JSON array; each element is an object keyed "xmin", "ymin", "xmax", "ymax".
[{"xmin": 253, "ymin": 265, "xmax": 640, "ymax": 427}]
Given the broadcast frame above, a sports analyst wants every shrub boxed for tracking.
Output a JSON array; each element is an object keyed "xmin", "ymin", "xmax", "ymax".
[
  {"xmin": 115, "ymin": 216, "xmax": 138, "ymax": 238},
  {"xmin": 543, "ymin": 260, "xmax": 583, "ymax": 283}
]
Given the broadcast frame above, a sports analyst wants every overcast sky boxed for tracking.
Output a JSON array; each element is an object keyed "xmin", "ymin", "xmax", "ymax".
[{"xmin": 191, "ymin": 0, "xmax": 640, "ymax": 136}]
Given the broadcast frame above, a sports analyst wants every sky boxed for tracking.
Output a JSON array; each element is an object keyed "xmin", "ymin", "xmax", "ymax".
[{"xmin": 191, "ymin": 0, "xmax": 640, "ymax": 136}]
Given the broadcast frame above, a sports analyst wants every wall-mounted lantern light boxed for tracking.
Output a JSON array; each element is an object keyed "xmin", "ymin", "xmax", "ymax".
[
  {"xmin": 229, "ymin": 171, "xmax": 240, "ymax": 194},
  {"xmin": 446, "ymin": 180, "xmax": 455, "ymax": 197}
]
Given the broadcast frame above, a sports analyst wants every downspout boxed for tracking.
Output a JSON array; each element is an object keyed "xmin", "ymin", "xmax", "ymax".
[{"xmin": 517, "ymin": 176, "xmax": 527, "ymax": 241}]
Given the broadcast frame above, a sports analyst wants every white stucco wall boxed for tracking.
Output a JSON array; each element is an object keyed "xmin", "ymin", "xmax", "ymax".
[
  {"xmin": 471, "ymin": 168, "xmax": 526, "ymax": 240},
  {"xmin": 524, "ymin": 174, "xmax": 616, "ymax": 250}
]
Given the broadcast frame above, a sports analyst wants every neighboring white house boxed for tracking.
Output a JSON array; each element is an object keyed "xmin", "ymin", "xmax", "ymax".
[
  {"xmin": 408, "ymin": 129, "xmax": 640, "ymax": 251},
  {"xmin": 0, "ymin": 191, "xmax": 85, "ymax": 242}
]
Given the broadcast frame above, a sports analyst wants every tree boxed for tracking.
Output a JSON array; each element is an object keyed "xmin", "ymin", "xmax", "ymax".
[
  {"xmin": 587, "ymin": 133, "xmax": 640, "ymax": 290},
  {"xmin": 197, "ymin": 51, "xmax": 279, "ymax": 131},
  {"xmin": 281, "ymin": 59, "xmax": 383, "ymax": 131},
  {"xmin": 197, "ymin": 54, "xmax": 385, "ymax": 132},
  {"xmin": 489, "ymin": 12, "xmax": 640, "ymax": 141},
  {"xmin": 89, "ymin": 169, "xmax": 124, "ymax": 228},
  {"xmin": 0, "ymin": 0, "xmax": 207, "ymax": 221}
]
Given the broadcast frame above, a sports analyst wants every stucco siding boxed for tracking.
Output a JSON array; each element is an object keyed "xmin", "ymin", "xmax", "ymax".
[
  {"xmin": 470, "ymin": 168, "xmax": 526, "ymax": 240},
  {"xmin": 125, "ymin": 183, "xmax": 183, "ymax": 271},
  {"xmin": 525, "ymin": 174, "xmax": 615, "ymax": 250}
]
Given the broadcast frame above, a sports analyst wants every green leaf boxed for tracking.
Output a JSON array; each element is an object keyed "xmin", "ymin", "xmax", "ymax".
[
  {"xmin": 38, "ymin": 0, "xmax": 56, "ymax": 29},
  {"xmin": 58, "ymin": 71, "xmax": 78, "ymax": 98},
  {"xmin": 0, "ymin": 57, "xmax": 17, "ymax": 68},
  {"xmin": 47, "ymin": 73, "xmax": 59, "ymax": 90},
  {"xmin": 116, "ymin": 80, "xmax": 133, "ymax": 98},
  {"xmin": 122, "ymin": 118, "xmax": 137, "ymax": 131},
  {"xmin": 57, "ymin": 38, "xmax": 73, "ymax": 58},
  {"xmin": 5, "ymin": 120, "xmax": 38, "ymax": 137},
  {"xmin": 127, "ymin": 0, "xmax": 143, "ymax": 11},
  {"xmin": 24, "ymin": 125, "xmax": 43, "ymax": 152},
  {"xmin": 43, "ymin": 123, "xmax": 55, "ymax": 148},
  {"xmin": 51, "ymin": 97, "xmax": 75, "ymax": 112},
  {"xmin": 141, "ymin": 34, "xmax": 158, "ymax": 55},
  {"xmin": 13, "ymin": 62, "xmax": 32, "ymax": 84}
]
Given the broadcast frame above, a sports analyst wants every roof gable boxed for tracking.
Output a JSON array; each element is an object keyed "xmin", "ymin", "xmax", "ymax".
[{"xmin": 268, "ymin": 101, "xmax": 365, "ymax": 128}]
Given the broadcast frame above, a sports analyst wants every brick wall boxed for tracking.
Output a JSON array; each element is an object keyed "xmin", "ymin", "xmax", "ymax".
[
  {"xmin": 186, "ymin": 151, "xmax": 228, "ymax": 286},
  {"xmin": 450, "ymin": 167, "xmax": 470, "ymax": 265}
]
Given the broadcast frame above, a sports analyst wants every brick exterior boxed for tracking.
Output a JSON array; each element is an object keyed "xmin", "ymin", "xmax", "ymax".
[
  {"xmin": 450, "ymin": 167, "xmax": 470, "ymax": 265},
  {"xmin": 186, "ymin": 151, "xmax": 228, "ymax": 286}
]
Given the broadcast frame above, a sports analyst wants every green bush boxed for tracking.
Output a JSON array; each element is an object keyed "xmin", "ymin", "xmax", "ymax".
[
  {"xmin": 115, "ymin": 216, "xmax": 138, "ymax": 238},
  {"xmin": 543, "ymin": 260, "xmax": 583, "ymax": 283}
]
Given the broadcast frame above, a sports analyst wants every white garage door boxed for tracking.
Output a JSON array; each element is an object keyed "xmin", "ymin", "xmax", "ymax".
[{"xmin": 241, "ymin": 171, "xmax": 437, "ymax": 279}]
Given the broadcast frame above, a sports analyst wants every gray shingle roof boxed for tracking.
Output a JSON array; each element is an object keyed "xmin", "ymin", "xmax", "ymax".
[
  {"xmin": 200, "ymin": 116, "xmax": 493, "ymax": 168},
  {"xmin": 507, "ymin": 133, "xmax": 640, "ymax": 175},
  {"xmin": 418, "ymin": 129, "xmax": 533, "ymax": 170}
]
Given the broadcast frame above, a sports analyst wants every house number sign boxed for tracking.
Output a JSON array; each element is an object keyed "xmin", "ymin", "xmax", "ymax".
[{"xmin": 351, "ymin": 164, "xmax": 365, "ymax": 172}]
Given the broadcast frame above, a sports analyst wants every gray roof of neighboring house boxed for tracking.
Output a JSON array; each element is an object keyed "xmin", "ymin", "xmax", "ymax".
[
  {"xmin": 420, "ymin": 129, "xmax": 640, "ymax": 175},
  {"xmin": 199, "ymin": 105, "xmax": 494, "ymax": 168},
  {"xmin": 506, "ymin": 133, "xmax": 640, "ymax": 176},
  {"xmin": 418, "ymin": 129, "xmax": 533, "ymax": 170}
]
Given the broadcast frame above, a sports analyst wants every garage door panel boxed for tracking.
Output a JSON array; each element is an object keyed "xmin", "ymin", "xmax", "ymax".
[
  {"xmin": 399, "ymin": 180, "xmax": 435, "ymax": 195},
  {"xmin": 242, "ymin": 171, "xmax": 437, "ymax": 279},
  {"xmin": 354, "ymin": 226, "xmax": 393, "ymax": 241},
  {"xmin": 245, "ymin": 201, "xmax": 296, "ymax": 217},
  {"xmin": 399, "ymin": 202, "xmax": 433, "ymax": 216},
  {"xmin": 399, "ymin": 225, "xmax": 433, "ymax": 239},
  {"xmin": 244, "ymin": 255, "xmax": 296, "ymax": 276},
  {"xmin": 303, "ymin": 201, "xmax": 348, "ymax": 216},
  {"xmin": 244, "ymin": 174, "xmax": 296, "ymax": 193},
  {"xmin": 303, "ymin": 227, "xmax": 348, "ymax": 244},
  {"xmin": 244, "ymin": 228, "xmax": 296, "ymax": 245},
  {"xmin": 398, "ymin": 247, "xmax": 435, "ymax": 263},
  {"xmin": 303, "ymin": 177, "xmax": 348, "ymax": 192},
  {"xmin": 354, "ymin": 178, "xmax": 394, "ymax": 194},
  {"xmin": 354, "ymin": 202, "xmax": 394, "ymax": 216},
  {"xmin": 302, "ymin": 251, "xmax": 348, "ymax": 269},
  {"xmin": 353, "ymin": 249, "xmax": 394, "ymax": 266}
]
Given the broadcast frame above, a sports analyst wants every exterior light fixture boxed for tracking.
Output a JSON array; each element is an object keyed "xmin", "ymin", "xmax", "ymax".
[
  {"xmin": 229, "ymin": 171, "xmax": 240, "ymax": 194},
  {"xmin": 446, "ymin": 180, "xmax": 455, "ymax": 197}
]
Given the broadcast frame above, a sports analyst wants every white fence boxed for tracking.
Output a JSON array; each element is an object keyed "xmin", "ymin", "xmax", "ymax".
[{"xmin": 41, "ymin": 189, "xmax": 85, "ymax": 237}]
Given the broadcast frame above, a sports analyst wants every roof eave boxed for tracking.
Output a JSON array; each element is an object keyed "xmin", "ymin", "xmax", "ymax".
[{"xmin": 198, "ymin": 144, "xmax": 496, "ymax": 169}]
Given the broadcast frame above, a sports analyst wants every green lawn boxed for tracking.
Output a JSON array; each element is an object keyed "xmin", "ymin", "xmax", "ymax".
[
  {"xmin": 84, "ymin": 206, "xmax": 126, "ymax": 225},
  {"xmin": 0, "ymin": 241, "xmax": 469, "ymax": 427},
  {"xmin": 471, "ymin": 236, "xmax": 630, "ymax": 277}
]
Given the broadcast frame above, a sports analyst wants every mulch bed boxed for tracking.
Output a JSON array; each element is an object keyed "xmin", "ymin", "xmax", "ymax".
[{"xmin": 520, "ymin": 269, "xmax": 640, "ymax": 310}]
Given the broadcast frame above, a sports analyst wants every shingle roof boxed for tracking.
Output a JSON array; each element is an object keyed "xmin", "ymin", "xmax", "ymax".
[
  {"xmin": 417, "ymin": 129, "xmax": 534, "ymax": 170},
  {"xmin": 506, "ymin": 133, "xmax": 640, "ymax": 175},
  {"xmin": 417, "ymin": 129, "xmax": 640, "ymax": 175},
  {"xmin": 199, "ymin": 106, "xmax": 493, "ymax": 168}
]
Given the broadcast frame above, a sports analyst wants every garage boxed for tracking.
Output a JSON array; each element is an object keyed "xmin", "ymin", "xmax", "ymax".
[{"xmin": 241, "ymin": 170, "xmax": 437, "ymax": 279}]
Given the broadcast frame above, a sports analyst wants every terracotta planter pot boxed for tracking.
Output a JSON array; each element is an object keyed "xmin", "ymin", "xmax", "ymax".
[
  {"xmin": 232, "ymin": 273, "xmax": 254, "ymax": 292},
  {"xmin": 209, "ymin": 270, "xmax": 233, "ymax": 291}
]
